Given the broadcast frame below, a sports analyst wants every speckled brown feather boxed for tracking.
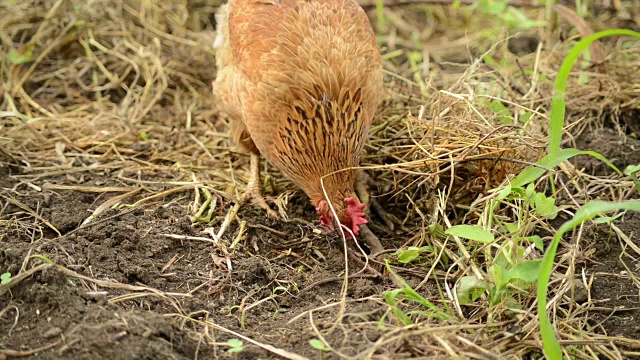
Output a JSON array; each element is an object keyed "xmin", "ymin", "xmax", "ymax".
[{"xmin": 213, "ymin": 0, "xmax": 383, "ymax": 223}]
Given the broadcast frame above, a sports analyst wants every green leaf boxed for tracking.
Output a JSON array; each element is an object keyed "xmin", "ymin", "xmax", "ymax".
[
  {"xmin": 495, "ymin": 183, "xmax": 512, "ymax": 201},
  {"xmin": 396, "ymin": 248, "xmax": 421, "ymax": 264},
  {"xmin": 503, "ymin": 222, "xmax": 519, "ymax": 234},
  {"xmin": 504, "ymin": 295, "xmax": 524, "ymax": 310},
  {"xmin": 624, "ymin": 165, "xmax": 640, "ymax": 176},
  {"xmin": 507, "ymin": 185, "xmax": 526, "ymax": 200},
  {"xmin": 481, "ymin": 55, "xmax": 499, "ymax": 70},
  {"xmin": 519, "ymin": 111, "xmax": 533, "ymax": 124},
  {"xmin": 384, "ymin": 289, "xmax": 413, "ymax": 325},
  {"xmin": 506, "ymin": 7, "xmax": 545, "ymax": 29},
  {"xmin": 375, "ymin": 0, "xmax": 387, "ymax": 32},
  {"xmin": 624, "ymin": 165, "xmax": 640, "ymax": 193},
  {"xmin": 524, "ymin": 183, "xmax": 535, "ymax": 202},
  {"xmin": 445, "ymin": 225, "xmax": 494, "ymax": 243},
  {"xmin": 490, "ymin": 100, "xmax": 512, "ymax": 124},
  {"xmin": 384, "ymin": 262, "xmax": 452, "ymax": 322},
  {"xmin": 1, "ymin": 272, "xmax": 11, "ymax": 285},
  {"xmin": 227, "ymin": 338, "xmax": 243, "ymax": 350},
  {"xmin": 488, "ymin": 0, "xmax": 507, "ymax": 14},
  {"xmin": 505, "ymin": 260, "xmax": 541, "ymax": 283},
  {"xmin": 528, "ymin": 235, "xmax": 544, "ymax": 252},
  {"xmin": 395, "ymin": 246, "xmax": 430, "ymax": 264},
  {"xmin": 530, "ymin": 28, "xmax": 640, "ymax": 358},
  {"xmin": 427, "ymin": 223, "xmax": 446, "ymax": 239},
  {"xmin": 489, "ymin": 264, "xmax": 506, "ymax": 289},
  {"xmin": 309, "ymin": 339, "xmax": 329, "ymax": 351},
  {"xmin": 7, "ymin": 43, "xmax": 35, "ymax": 65},
  {"xmin": 457, "ymin": 276, "xmax": 489, "ymax": 305},
  {"xmin": 532, "ymin": 193, "xmax": 558, "ymax": 219},
  {"xmin": 592, "ymin": 212, "xmax": 625, "ymax": 224},
  {"xmin": 30, "ymin": 254, "xmax": 54, "ymax": 264},
  {"xmin": 548, "ymin": 29, "xmax": 640, "ymax": 159}
]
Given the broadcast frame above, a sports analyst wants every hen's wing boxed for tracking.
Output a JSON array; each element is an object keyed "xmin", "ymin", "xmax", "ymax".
[
  {"xmin": 213, "ymin": 3, "xmax": 235, "ymax": 116},
  {"xmin": 226, "ymin": 0, "xmax": 383, "ymax": 166},
  {"xmin": 213, "ymin": 3, "xmax": 261, "ymax": 154}
]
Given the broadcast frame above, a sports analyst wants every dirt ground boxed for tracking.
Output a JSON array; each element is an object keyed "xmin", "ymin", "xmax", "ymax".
[
  {"xmin": 573, "ymin": 127, "xmax": 640, "ymax": 343},
  {"xmin": 0, "ymin": 123, "xmax": 639, "ymax": 359},
  {"xmin": 0, "ymin": 169, "xmax": 384, "ymax": 359}
]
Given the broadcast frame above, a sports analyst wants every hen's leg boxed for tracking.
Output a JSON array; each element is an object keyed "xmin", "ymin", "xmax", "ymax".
[
  {"xmin": 355, "ymin": 171, "xmax": 398, "ymax": 231},
  {"xmin": 229, "ymin": 120, "xmax": 277, "ymax": 218},
  {"xmin": 242, "ymin": 153, "xmax": 278, "ymax": 218},
  {"xmin": 357, "ymin": 223, "xmax": 385, "ymax": 256}
]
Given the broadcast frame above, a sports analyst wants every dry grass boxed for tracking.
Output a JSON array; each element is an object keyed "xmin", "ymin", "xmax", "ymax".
[{"xmin": 2, "ymin": 0, "xmax": 640, "ymax": 359}]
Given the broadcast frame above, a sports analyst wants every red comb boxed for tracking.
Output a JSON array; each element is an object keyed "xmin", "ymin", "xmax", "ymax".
[{"xmin": 344, "ymin": 197, "xmax": 367, "ymax": 236}]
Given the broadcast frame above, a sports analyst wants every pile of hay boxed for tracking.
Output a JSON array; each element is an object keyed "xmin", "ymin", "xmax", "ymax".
[{"xmin": 1, "ymin": 0, "xmax": 233, "ymax": 213}]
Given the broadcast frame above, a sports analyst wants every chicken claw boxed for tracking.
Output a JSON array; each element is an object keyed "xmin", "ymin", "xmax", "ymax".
[
  {"xmin": 355, "ymin": 170, "xmax": 397, "ymax": 231},
  {"xmin": 241, "ymin": 153, "xmax": 278, "ymax": 218},
  {"xmin": 358, "ymin": 223, "xmax": 385, "ymax": 255}
]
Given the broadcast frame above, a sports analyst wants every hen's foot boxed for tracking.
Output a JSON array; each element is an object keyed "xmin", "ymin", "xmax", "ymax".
[
  {"xmin": 241, "ymin": 153, "xmax": 278, "ymax": 218},
  {"xmin": 355, "ymin": 170, "xmax": 400, "ymax": 231},
  {"xmin": 358, "ymin": 224, "xmax": 385, "ymax": 255},
  {"xmin": 345, "ymin": 245, "xmax": 384, "ymax": 276}
]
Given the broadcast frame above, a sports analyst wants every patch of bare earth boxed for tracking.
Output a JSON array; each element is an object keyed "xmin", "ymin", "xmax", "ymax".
[
  {"xmin": 572, "ymin": 126, "xmax": 640, "ymax": 347},
  {"xmin": 0, "ymin": 168, "xmax": 398, "ymax": 359}
]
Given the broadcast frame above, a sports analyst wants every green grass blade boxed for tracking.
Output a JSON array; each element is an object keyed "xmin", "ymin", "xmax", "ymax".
[
  {"xmin": 538, "ymin": 200, "xmax": 640, "ymax": 359},
  {"xmin": 375, "ymin": 0, "xmax": 386, "ymax": 32},
  {"xmin": 537, "ymin": 28, "xmax": 640, "ymax": 359},
  {"xmin": 511, "ymin": 148, "xmax": 620, "ymax": 188},
  {"xmin": 384, "ymin": 261, "xmax": 452, "ymax": 322},
  {"xmin": 548, "ymin": 29, "xmax": 640, "ymax": 158}
]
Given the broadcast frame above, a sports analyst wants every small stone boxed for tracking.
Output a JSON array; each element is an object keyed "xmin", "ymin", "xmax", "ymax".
[
  {"xmin": 573, "ymin": 279, "xmax": 588, "ymax": 304},
  {"xmin": 43, "ymin": 193, "xmax": 52, "ymax": 207},
  {"xmin": 507, "ymin": 33, "xmax": 540, "ymax": 56},
  {"xmin": 364, "ymin": 329, "xmax": 381, "ymax": 342},
  {"xmin": 44, "ymin": 327, "xmax": 62, "ymax": 339},
  {"xmin": 146, "ymin": 251, "xmax": 154, "ymax": 257}
]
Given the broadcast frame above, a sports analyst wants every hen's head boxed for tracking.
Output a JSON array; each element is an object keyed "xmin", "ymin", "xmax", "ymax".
[{"xmin": 315, "ymin": 197, "xmax": 368, "ymax": 237}]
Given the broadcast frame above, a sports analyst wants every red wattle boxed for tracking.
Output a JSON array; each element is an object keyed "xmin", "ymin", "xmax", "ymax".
[{"xmin": 319, "ymin": 214, "xmax": 334, "ymax": 230}]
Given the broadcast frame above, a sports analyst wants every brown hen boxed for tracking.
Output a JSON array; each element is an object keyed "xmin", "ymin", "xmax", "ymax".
[{"xmin": 213, "ymin": 0, "xmax": 384, "ymax": 248}]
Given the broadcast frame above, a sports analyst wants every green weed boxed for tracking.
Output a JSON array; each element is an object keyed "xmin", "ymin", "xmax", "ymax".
[
  {"xmin": 1, "ymin": 272, "xmax": 12, "ymax": 285},
  {"xmin": 309, "ymin": 339, "xmax": 330, "ymax": 359},
  {"xmin": 381, "ymin": 261, "xmax": 453, "ymax": 326},
  {"xmin": 227, "ymin": 338, "xmax": 244, "ymax": 355},
  {"xmin": 518, "ymin": 28, "xmax": 640, "ymax": 359}
]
